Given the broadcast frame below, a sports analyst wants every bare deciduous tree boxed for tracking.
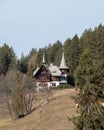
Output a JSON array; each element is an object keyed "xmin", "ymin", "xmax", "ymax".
[
  {"xmin": 0, "ymin": 70, "xmax": 16, "ymax": 121},
  {"xmin": 0, "ymin": 70, "xmax": 36, "ymax": 120},
  {"xmin": 22, "ymin": 74, "xmax": 36, "ymax": 114}
]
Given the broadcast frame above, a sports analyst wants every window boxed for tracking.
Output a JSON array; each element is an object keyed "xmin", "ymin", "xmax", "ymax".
[
  {"xmin": 60, "ymin": 76, "xmax": 66, "ymax": 81},
  {"xmin": 52, "ymin": 83, "xmax": 56, "ymax": 87}
]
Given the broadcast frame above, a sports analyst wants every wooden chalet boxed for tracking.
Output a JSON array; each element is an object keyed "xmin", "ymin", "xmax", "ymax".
[{"xmin": 33, "ymin": 52, "xmax": 69, "ymax": 89}]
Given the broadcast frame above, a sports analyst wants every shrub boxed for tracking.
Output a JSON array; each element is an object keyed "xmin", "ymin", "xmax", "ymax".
[{"xmin": 51, "ymin": 84, "xmax": 73, "ymax": 90}]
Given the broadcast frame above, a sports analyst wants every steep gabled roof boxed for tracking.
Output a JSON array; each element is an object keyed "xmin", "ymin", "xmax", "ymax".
[
  {"xmin": 33, "ymin": 64, "xmax": 61, "ymax": 77},
  {"xmin": 33, "ymin": 64, "xmax": 51, "ymax": 77}
]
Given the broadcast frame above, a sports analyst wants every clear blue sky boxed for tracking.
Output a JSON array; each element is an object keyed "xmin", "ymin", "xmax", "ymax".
[{"xmin": 0, "ymin": 0, "xmax": 104, "ymax": 58}]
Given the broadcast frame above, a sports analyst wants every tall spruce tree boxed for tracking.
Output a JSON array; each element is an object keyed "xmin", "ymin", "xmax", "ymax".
[
  {"xmin": 0, "ymin": 43, "xmax": 16, "ymax": 74},
  {"xmin": 27, "ymin": 48, "xmax": 37, "ymax": 76},
  {"xmin": 73, "ymin": 25, "xmax": 104, "ymax": 130},
  {"xmin": 64, "ymin": 35, "xmax": 80, "ymax": 76},
  {"xmin": 47, "ymin": 40, "xmax": 62, "ymax": 65},
  {"xmin": 17, "ymin": 53, "xmax": 28, "ymax": 73},
  {"xmin": 67, "ymin": 35, "xmax": 80, "ymax": 76},
  {"xmin": 36, "ymin": 48, "xmax": 44, "ymax": 66}
]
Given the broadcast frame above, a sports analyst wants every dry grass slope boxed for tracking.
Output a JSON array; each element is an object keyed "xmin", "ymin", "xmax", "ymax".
[{"xmin": 0, "ymin": 89, "xmax": 76, "ymax": 130}]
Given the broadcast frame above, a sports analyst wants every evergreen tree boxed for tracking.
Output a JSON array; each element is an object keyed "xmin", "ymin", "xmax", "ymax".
[
  {"xmin": 11, "ymin": 72, "xmax": 24, "ymax": 119},
  {"xmin": 28, "ymin": 48, "xmax": 37, "ymax": 57},
  {"xmin": 79, "ymin": 28, "xmax": 94, "ymax": 52},
  {"xmin": 54, "ymin": 41, "xmax": 63, "ymax": 65},
  {"xmin": 64, "ymin": 38, "xmax": 72, "ymax": 65},
  {"xmin": 64, "ymin": 35, "xmax": 80, "ymax": 76},
  {"xmin": 27, "ymin": 48, "xmax": 37, "ymax": 76},
  {"xmin": 17, "ymin": 53, "xmax": 28, "ymax": 73},
  {"xmin": 67, "ymin": 35, "xmax": 80, "ymax": 76},
  {"xmin": 36, "ymin": 48, "xmax": 44, "ymax": 66},
  {"xmin": 48, "ymin": 40, "xmax": 62, "ymax": 65},
  {"xmin": 0, "ymin": 43, "xmax": 16, "ymax": 75},
  {"xmin": 73, "ymin": 25, "xmax": 104, "ymax": 130}
]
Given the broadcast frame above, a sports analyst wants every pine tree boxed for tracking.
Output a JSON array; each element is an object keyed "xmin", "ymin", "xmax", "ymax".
[
  {"xmin": 27, "ymin": 48, "xmax": 37, "ymax": 76},
  {"xmin": 0, "ymin": 43, "xmax": 16, "ymax": 74},
  {"xmin": 73, "ymin": 25, "xmax": 104, "ymax": 130},
  {"xmin": 66, "ymin": 35, "xmax": 80, "ymax": 76},
  {"xmin": 17, "ymin": 53, "xmax": 28, "ymax": 73},
  {"xmin": 47, "ymin": 40, "xmax": 62, "ymax": 65},
  {"xmin": 36, "ymin": 48, "xmax": 44, "ymax": 66},
  {"xmin": 64, "ymin": 35, "xmax": 80, "ymax": 86}
]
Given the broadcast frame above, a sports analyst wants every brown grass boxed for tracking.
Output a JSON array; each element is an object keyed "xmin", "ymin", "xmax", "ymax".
[{"xmin": 0, "ymin": 88, "xmax": 76, "ymax": 130}]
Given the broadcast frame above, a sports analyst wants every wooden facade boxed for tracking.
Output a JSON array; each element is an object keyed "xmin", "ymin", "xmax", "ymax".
[{"xmin": 35, "ymin": 65, "xmax": 51, "ymax": 82}]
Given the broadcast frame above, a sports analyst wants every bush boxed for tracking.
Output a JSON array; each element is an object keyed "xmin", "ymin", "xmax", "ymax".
[{"xmin": 51, "ymin": 84, "xmax": 73, "ymax": 90}]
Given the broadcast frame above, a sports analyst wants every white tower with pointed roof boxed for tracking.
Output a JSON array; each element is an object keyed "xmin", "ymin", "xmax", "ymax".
[
  {"xmin": 59, "ymin": 49, "xmax": 69, "ymax": 84},
  {"xmin": 59, "ymin": 49, "xmax": 68, "ymax": 69}
]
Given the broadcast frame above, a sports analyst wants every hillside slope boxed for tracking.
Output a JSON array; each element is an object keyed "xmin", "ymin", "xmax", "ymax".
[{"xmin": 0, "ymin": 89, "xmax": 76, "ymax": 130}]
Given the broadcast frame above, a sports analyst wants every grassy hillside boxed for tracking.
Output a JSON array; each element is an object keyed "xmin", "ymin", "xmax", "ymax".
[{"xmin": 0, "ymin": 89, "xmax": 76, "ymax": 130}]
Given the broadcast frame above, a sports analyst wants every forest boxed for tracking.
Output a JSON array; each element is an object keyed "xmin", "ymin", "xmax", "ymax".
[
  {"xmin": 0, "ymin": 24, "xmax": 103, "ymax": 78},
  {"xmin": 0, "ymin": 24, "xmax": 104, "ymax": 129}
]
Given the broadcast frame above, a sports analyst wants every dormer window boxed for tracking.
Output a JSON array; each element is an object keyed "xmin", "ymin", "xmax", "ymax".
[{"xmin": 53, "ymin": 71, "xmax": 56, "ymax": 73}]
